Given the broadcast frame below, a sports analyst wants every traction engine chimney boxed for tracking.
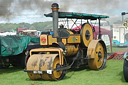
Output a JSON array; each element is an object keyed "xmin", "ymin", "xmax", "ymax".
[{"xmin": 51, "ymin": 3, "xmax": 59, "ymax": 37}]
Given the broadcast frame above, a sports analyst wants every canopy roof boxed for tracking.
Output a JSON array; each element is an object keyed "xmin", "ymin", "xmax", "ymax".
[{"xmin": 44, "ymin": 12, "xmax": 109, "ymax": 20}]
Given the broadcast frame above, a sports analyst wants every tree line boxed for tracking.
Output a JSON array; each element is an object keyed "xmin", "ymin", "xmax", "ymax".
[{"xmin": 0, "ymin": 21, "xmax": 52, "ymax": 32}]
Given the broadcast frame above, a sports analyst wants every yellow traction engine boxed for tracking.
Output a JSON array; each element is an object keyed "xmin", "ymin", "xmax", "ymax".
[{"xmin": 24, "ymin": 3, "xmax": 109, "ymax": 80}]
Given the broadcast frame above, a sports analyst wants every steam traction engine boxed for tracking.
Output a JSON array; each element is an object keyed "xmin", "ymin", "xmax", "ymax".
[{"xmin": 25, "ymin": 3, "xmax": 109, "ymax": 80}]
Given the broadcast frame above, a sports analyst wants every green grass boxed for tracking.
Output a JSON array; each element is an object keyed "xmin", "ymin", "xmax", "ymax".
[
  {"xmin": 107, "ymin": 46, "xmax": 127, "ymax": 53},
  {"xmin": 0, "ymin": 60, "xmax": 127, "ymax": 85}
]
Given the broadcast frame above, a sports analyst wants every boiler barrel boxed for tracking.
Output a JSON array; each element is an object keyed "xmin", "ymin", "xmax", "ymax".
[{"xmin": 64, "ymin": 45, "xmax": 79, "ymax": 56}]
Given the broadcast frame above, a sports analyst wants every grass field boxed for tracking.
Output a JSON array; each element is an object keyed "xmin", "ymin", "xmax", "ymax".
[
  {"xmin": 107, "ymin": 46, "xmax": 127, "ymax": 53},
  {"xmin": 0, "ymin": 60, "xmax": 127, "ymax": 85}
]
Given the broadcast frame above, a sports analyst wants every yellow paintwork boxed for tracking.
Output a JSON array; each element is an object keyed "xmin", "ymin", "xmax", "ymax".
[
  {"xmin": 95, "ymin": 43, "xmax": 104, "ymax": 68},
  {"xmin": 30, "ymin": 48, "xmax": 63, "ymax": 65},
  {"xmin": 27, "ymin": 72, "xmax": 41, "ymax": 80},
  {"xmin": 27, "ymin": 54, "xmax": 57, "ymax": 71},
  {"xmin": 50, "ymin": 57, "xmax": 63, "ymax": 80},
  {"xmin": 87, "ymin": 40, "xmax": 105, "ymax": 70},
  {"xmin": 67, "ymin": 35, "xmax": 81, "ymax": 43},
  {"xmin": 64, "ymin": 45, "xmax": 79, "ymax": 56},
  {"xmin": 27, "ymin": 54, "xmax": 63, "ymax": 80},
  {"xmin": 66, "ymin": 29, "xmax": 74, "ymax": 34},
  {"xmin": 40, "ymin": 34, "xmax": 81, "ymax": 45},
  {"xmin": 40, "ymin": 35, "xmax": 58, "ymax": 45},
  {"xmin": 62, "ymin": 38, "xmax": 67, "ymax": 45},
  {"xmin": 80, "ymin": 23, "xmax": 93, "ymax": 47},
  {"xmin": 48, "ymin": 35, "xmax": 57, "ymax": 45},
  {"xmin": 28, "ymin": 23, "xmax": 106, "ymax": 80},
  {"xmin": 40, "ymin": 35, "xmax": 48, "ymax": 45}
]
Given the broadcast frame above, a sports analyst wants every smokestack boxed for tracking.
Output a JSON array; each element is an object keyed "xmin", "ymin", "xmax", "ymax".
[{"xmin": 51, "ymin": 3, "xmax": 59, "ymax": 37}]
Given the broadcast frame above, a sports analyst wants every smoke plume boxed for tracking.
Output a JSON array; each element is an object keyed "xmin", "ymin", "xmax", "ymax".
[
  {"xmin": 0, "ymin": 0, "xmax": 127, "ymax": 22},
  {"xmin": 0, "ymin": 0, "xmax": 14, "ymax": 19}
]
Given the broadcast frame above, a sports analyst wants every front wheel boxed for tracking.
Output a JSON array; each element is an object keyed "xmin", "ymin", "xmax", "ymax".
[
  {"xmin": 49, "ymin": 57, "xmax": 67, "ymax": 80},
  {"xmin": 123, "ymin": 59, "xmax": 128, "ymax": 82},
  {"xmin": 27, "ymin": 54, "xmax": 67, "ymax": 81}
]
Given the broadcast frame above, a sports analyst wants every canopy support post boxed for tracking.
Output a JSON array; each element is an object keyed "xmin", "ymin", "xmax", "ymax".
[{"xmin": 98, "ymin": 18, "xmax": 101, "ymax": 39}]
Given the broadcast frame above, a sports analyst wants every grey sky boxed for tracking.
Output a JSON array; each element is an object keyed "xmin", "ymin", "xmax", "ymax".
[{"xmin": 0, "ymin": 0, "xmax": 128, "ymax": 24}]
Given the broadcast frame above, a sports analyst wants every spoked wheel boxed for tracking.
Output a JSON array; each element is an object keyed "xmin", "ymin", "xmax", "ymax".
[
  {"xmin": 87, "ymin": 40, "xmax": 107, "ymax": 70},
  {"xmin": 26, "ymin": 54, "xmax": 66, "ymax": 81}
]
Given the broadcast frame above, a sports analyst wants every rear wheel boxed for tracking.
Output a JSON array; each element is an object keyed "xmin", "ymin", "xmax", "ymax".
[{"xmin": 87, "ymin": 40, "xmax": 107, "ymax": 70}]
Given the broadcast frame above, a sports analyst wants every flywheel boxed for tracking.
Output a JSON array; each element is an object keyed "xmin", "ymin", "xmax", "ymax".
[
  {"xmin": 87, "ymin": 40, "xmax": 107, "ymax": 70},
  {"xmin": 80, "ymin": 23, "xmax": 93, "ymax": 47},
  {"xmin": 26, "ymin": 54, "xmax": 66, "ymax": 80}
]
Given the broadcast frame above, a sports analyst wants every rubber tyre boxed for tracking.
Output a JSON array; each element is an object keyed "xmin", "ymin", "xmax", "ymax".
[{"xmin": 123, "ymin": 59, "xmax": 128, "ymax": 82}]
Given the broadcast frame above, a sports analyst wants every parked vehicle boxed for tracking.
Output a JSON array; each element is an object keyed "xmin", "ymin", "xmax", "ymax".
[
  {"xmin": 24, "ymin": 3, "xmax": 109, "ymax": 80},
  {"xmin": 123, "ymin": 51, "xmax": 128, "ymax": 82},
  {"xmin": 0, "ymin": 35, "xmax": 40, "ymax": 69}
]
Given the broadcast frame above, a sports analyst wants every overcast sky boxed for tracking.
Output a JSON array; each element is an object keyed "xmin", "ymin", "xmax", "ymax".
[{"xmin": 0, "ymin": 0, "xmax": 128, "ymax": 24}]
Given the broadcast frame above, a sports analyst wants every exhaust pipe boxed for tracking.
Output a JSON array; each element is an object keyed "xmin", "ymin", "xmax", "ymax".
[{"xmin": 51, "ymin": 3, "xmax": 59, "ymax": 37}]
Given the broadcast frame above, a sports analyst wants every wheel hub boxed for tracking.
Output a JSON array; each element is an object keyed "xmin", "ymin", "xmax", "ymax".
[
  {"xmin": 56, "ymin": 64, "xmax": 61, "ymax": 72},
  {"xmin": 85, "ymin": 30, "xmax": 90, "ymax": 40},
  {"xmin": 98, "ymin": 51, "xmax": 102, "ymax": 61}
]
